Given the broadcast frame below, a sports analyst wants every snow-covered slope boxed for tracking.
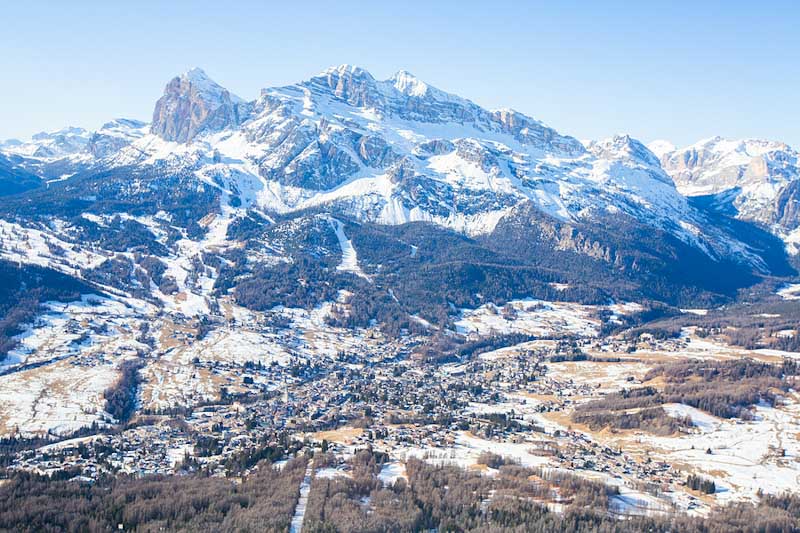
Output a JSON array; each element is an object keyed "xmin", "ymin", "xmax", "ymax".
[
  {"xmin": 654, "ymin": 137, "xmax": 800, "ymax": 250},
  {"xmin": 0, "ymin": 126, "xmax": 92, "ymax": 160},
  {"xmin": 0, "ymin": 120, "xmax": 148, "ymax": 164},
  {"xmin": 70, "ymin": 64, "xmax": 749, "ymax": 267},
  {"xmin": 0, "ymin": 65, "xmax": 788, "ymax": 274}
]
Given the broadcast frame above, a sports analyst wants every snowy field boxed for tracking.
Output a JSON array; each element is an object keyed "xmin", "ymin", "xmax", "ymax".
[
  {"xmin": 545, "ymin": 359, "xmax": 652, "ymax": 391},
  {"xmin": 454, "ymin": 299, "xmax": 644, "ymax": 338},
  {"xmin": 395, "ymin": 431, "xmax": 553, "ymax": 471},
  {"xmin": 455, "ymin": 299, "xmax": 598, "ymax": 337},
  {"xmin": 0, "ymin": 295, "xmax": 148, "ymax": 436},
  {"xmin": 0, "ymin": 359, "xmax": 118, "ymax": 437},
  {"xmin": 532, "ymin": 359, "xmax": 800, "ymax": 506},
  {"xmin": 777, "ymin": 283, "xmax": 800, "ymax": 300},
  {"xmin": 642, "ymin": 399, "xmax": 800, "ymax": 504}
]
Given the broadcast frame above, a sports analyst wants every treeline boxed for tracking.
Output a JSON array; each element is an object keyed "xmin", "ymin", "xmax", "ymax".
[
  {"xmin": 485, "ymin": 204, "xmax": 782, "ymax": 307},
  {"xmin": 573, "ymin": 387, "xmax": 688, "ymax": 435},
  {"xmin": 453, "ymin": 332, "xmax": 539, "ymax": 359},
  {"xmin": 726, "ymin": 324, "xmax": 800, "ymax": 352},
  {"xmin": 647, "ymin": 358, "xmax": 797, "ymax": 419},
  {"xmin": 0, "ymin": 165, "xmax": 219, "ymax": 234},
  {"xmin": 1, "ymin": 451, "xmax": 799, "ymax": 531},
  {"xmin": 672, "ymin": 298, "xmax": 800, "ymax": 352},
  {"xmin": 213, "ymin": 209, "xmax": 788, "ymax": 336},
  {"xmin": 219, "ymin": 214, "xmax": 619, "ymax": 336},
  {"xmin": 414, "ymin": 332, "xmax": 541, "ymax": 364},
  {"xmin": 103, "ymin": 359, "xmax": 144, "ymax": 423},
  {"xmin": 574, "ymin": 405, "xmax": 687, "ymax": 435},
  {"xmin": 303, "ymin": 450, "xmax": 423, "ymax": 531},
  {"xmin": 687, "ymin": 474, "xmax": 716, "ymax": 494},
  {"xmin": 304, "ymin": 452, "xmax": 800, "ymax": 532},
  {"xmin": 0, "ymin": 260, "xmax": 92, "ymax": 361},
  {"xmin": 576, "ymin": 359, "xmax": 797, "ymax": 432},
  {"xmin": 73, "ymin": 215, "xmax": 170, "ymax": 256},
  {"xmin": 643, "ymin": 358, "xmax": 798, "ymax": 383},
  {"xmin": 0, "ymin": 457, "xmax": 308, "ymax": 533}
]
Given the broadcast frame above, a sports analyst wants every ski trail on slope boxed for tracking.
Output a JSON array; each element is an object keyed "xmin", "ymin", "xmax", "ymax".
[
  {"xmin": 290, "ymin": 460, "xmax": 313, "ymax": 533},
  {"xmin": 328, "ymin": 217, "xmax": 371, "ymax": 281}
]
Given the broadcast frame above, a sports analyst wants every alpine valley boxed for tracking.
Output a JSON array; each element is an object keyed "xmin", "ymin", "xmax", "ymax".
[{"xmin": 1, "ymin": 66, "xmax": 800, "ymax": 531}]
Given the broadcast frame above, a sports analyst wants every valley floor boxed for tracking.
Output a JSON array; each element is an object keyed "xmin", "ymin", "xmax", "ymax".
[{"xmin": 1, "ymin": 289, "xmax": 799, "ymax": 525}]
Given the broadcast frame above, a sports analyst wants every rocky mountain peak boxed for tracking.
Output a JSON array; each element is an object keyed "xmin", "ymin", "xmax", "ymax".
[
  {"xmin": 646, "ymin": 139, "xmax": 676, "ymax": 159},
  {"xmin": 0, "ymin": 126, "xmax": 91, "ymax": 160},
  {"xmin": 307, "ymin": 64, "xmax": 382, "ymax": 108},
  {"xmin": 390, "ymin": 70, "xmax": 429, "ymax": 97},
  {"xmin": 654, "ymin": 136, "xmax": 800, "ymax": 232},
  {"xmin": 588, "ymin": 135, "xmax": 663, "ymax": 168},
  {"xmin": 88, "ymin": 118, "xmax": 149, "ymax": 158},
  {"xmin": 151, "ymin": 68, "xmax": 246, "ymax": 143},
  {"xmin": 660, "ymin": 137, "xmax": 799, "ymax": 194}
]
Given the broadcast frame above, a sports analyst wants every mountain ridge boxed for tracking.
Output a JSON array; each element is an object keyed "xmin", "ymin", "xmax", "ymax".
[{"xmin": 0, "ymin": 66, "xmax": 795, "ymax": 327}]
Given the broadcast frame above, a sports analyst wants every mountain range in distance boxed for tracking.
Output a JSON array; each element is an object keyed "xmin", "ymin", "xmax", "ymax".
[{"xmin": 0, "ymin": 65, "xmax": 798, "ymax": 328}]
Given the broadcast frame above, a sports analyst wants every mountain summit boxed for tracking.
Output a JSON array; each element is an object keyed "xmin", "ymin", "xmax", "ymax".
[
  {"xmin": 0, "ymin": 64, "xmax": 794, "ymax": 319},
  {"xmin": 151, "ymin": 68, "xmax": 247, "ymax": 143},
  {"xmin": 656, "ymin": 137, "xmax": 800, "ymax": 248}
]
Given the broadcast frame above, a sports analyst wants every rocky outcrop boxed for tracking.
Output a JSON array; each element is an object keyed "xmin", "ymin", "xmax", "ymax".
[
  {"xmin": 774, "ymin": 180, "xmax": 800, "ymax": 228},
  {"xmin": 657, "ymin": 137, "xmax": 800, "ymax": 230},
  {"xmin": 151, "ymin": 68, "xmax": 246, "ymax": 143},
  {"xmin": 659, "ymin": 137, "xmax": 797, "ymax": 195}
]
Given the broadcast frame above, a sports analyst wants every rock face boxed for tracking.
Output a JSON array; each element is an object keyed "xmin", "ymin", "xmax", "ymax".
[
  {"xmin": 87, "ymin": 119, "xmax": 148, "ymax": 158},
  {"xmin": 659, "ymin": 137, "xmax": 796, "ymax": 195},
  {"xmin": 0, "ymin": 62, "xmax": 795, "ymax": 316},
  {"xmin": 151, "ymin": 68, "xmax": 246, "ymax": 143},
  {"xmin": 655, "ymin": 137, "xmax": 800, "ymax": 229},
  {"xmin": 0, "ymin": 64, "xmax": 786, "ymax": 267},
  {"xmin": 774, "ymin": 180, "xmax": 800, "ymax": 229}
]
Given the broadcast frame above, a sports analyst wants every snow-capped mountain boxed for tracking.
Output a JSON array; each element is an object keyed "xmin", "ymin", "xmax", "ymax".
[
  {"xmin": 654, "ymin": 137, "xmax": 800, "ymax": 250},
  {"xmin": 151, "ymin": 68, "xmax": 248, "ymax": 143},
  {"xmin": 0, "ymin": 126, "xmax": 92, "ymax": 160},
  {"xmin": 87, "ymin": 119, "xmax": 149, "ymax": 158},
  {"xmin": 646, "ymin": 140, "xmax": 676, "ymax": 159},
  {"xmin": 85, "ymin": 66, "xmax": 737, "ymax": 249},
  {"xmin": 0, "ymin": 119, "xmax": 148, "ymax": 177},
  {"xmin": 1, "ymin": 120, "xmax": 148, "ymax": 160},
  {"xmin": 0, "ymin": 65, "xmax": 794, "ymax": 324}
]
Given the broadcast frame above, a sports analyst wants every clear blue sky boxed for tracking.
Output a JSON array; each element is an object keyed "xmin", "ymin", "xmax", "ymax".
[{"xmin": 2, "ymin": 0, "xmax": 798, "ymax": 147}]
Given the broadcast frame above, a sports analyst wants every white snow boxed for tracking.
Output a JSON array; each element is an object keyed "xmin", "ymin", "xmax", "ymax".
[
  {"xmin": 167, "ymin": 443, "xmax": 194, "ymax": 468},
  {"xmin": 0, "ymin": 219, "xmax": 108, "ymax": 277},
  {"xmin": 681, "ymin": 308, "xmax": 709, "ymax": 316},
  {"xmin": 75, "ymin": 65, "xmax": 743, "ymax": 248},
  {"xmin": 640, "ymin": 400, "xmax": 800, "ymax": 504},
  {"xmin": 453, "ymin": 299, "xmax": 641, "ymax": 338},
  {"xmin": 397, "ymin": 431, "xmax": 553, "ymax": 471},
  {"xmin": 290, "ymin": 461, "xmax": 313, "ymax": 533},
  {"xmin": 663, "ymin": 403, "xmax": 721, "ymax": 432},
  {"xmin": 328, "ymin": 217, "xmax": 369, "ymax": 280},
  {"xmin": 378, "ymin": 462, "xmax": 407, "ymax": 485},
  {"xmin": 646, "ymin": 139, "xmax": 676, "ymax": 159},
  {"xmin": 777, "ymin": 283, "xmax": 800, "ymax": 300},
  {"xmin": 315, "ymin": 466, "xmax": 352, "ymax": 479}
]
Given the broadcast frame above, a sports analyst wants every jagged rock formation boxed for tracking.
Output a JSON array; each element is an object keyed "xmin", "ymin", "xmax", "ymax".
[
  {"xmin": 150, "ymin": 68, "xmax": 247, "ymax": 143},
  {"xmin": 654, "ymin": 137, "xmax": 800, "ymax": 248},
  {"xmin": 0, "ymin": 64, "xmax": 793, "ymax": 306}
]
